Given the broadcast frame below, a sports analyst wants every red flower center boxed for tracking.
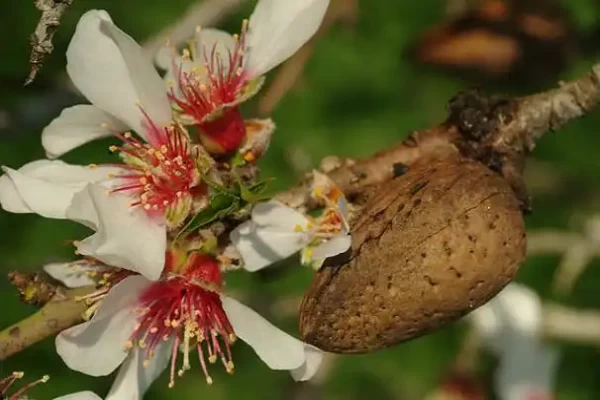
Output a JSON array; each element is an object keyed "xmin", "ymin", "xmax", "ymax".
[
  {"xmin": 168, "ymin": 22, "xmax": 250, "ymax": 154},
  {"xmin": 128, "ymin": 253, "xmax": 235, "ymax": 387},
  {"xmin": 108, "ymin": 117, "xmax": 200, "ymax": 216},
  {"xmin": 170, "ymin": 22, "xmax": 248, "ymax": 122}
]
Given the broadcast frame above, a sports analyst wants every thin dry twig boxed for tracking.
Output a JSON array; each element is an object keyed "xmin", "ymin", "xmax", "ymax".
[
  {"xmin": 4, "ymin": 61, "xmax": 600, "ymax": 359},
  {"xmin": 543, "ymin": 303, "xmax": 600, "ymax": 347},
  {"xmin": 528, "ymin": 216, "xmax": 600, "ymax": 296},
  {"xmin": 26, "ymin": 0, "xmax": 74, "ymax": 85}
]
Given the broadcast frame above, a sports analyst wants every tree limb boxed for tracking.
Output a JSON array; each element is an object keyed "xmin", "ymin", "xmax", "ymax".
[
  {"xmin": 0, "ymin": 278, "xmax": 91, "ymax": 360},
  {"xmin": 25, "ymin": 0, "xmax": 74, "ymax": 85}
]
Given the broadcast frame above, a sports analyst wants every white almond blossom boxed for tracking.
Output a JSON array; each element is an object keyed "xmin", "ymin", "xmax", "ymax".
[
  {"xmin": 231, "ymin": 171, "xmax": 351, "ymax": 271},
  {"xmin": 53, "ymin": 251, "xmax": 323, "ymax": 400},
  {"xmin": 155, "ymin": 0, "xmax": 329, "ymax": 154},
  {"xmin": 470, "ymin": 283, "xmax": 560, "ymax": 400},
  {"xmin": 0, "ymin": 10, "xmax": 206, "ymax": 279}
]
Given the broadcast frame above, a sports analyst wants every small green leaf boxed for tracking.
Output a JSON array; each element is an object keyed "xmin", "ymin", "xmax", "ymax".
[{"xmin": 177, "ymin": 191, "xmax": 239, "ymax": 238}]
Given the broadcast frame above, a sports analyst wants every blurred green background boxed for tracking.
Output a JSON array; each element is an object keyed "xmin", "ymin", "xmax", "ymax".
[{"xmin": 1, "ymin": 0, "xmax": 600, "ymax": 399}]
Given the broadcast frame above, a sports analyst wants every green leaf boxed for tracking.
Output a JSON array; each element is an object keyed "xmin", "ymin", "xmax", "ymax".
[
  {"xmin": 177, "ymin": 191, "xmax": 239, "ymax": 238},
  {"xmin": 236, "ymin": 176, "xmax": 273, "ymax": 204}
]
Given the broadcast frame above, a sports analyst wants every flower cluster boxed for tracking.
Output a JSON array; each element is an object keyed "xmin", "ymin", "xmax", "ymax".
[{"xmin": 0, "ymin": 1, "xmax": 353, "ymax": 399}]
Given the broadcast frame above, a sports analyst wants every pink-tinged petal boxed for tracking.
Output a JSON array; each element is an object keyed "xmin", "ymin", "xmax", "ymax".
[
  {"xmin": 44, "ymin": 262, "xmax": 97, "ymax": 288},
  {"xmin": 290, "ymin": 344, "xmax": 324, "ymax": 381},
  {"xmin": 56, "ymin": 276, "xmax": 151, "ymax": 376},
  {"xmin": 105, "ymin": 342, "xmax": 172, "ymax": 400},
  {"xmin": 53, "ymin": 392, "xmax": 102, "ymax": 400},
  {"xmin": 66, "ymin": 184, "xmax": 166, "ymax": 281},
  {"xmin": 221, "ymin": 296, "xmax": 308, "ymax": 370},
  {"xmin": 230, "ymin": 221, "xmax": 310, "ymax": 271},
  {"xmin": 0, "ymin": 160, "xmax": 119, "ymax": 219},
  {"xmin": 245, "ymin": 0, "xmax": 330, "ymax": 77},
  {"xmin": 311, "ymin": 234, "xmax": 351, "ymax": 261},
  {"xmin": 42, "ymin": 105, "xmax": 128, "ymax": 159},
  {"xmin": 67, "ymin": 10, "xmax": 170, "ymax": 137}
]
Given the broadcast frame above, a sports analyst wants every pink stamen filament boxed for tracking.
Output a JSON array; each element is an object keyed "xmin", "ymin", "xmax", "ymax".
[
  {"xmin": 130, "ymin": 275, "xmax": 236, "ymax": 388},
  {"xmin": 108, "ymin": 119, "xmax": 198, "ymax": 213},
  {"xmin": 1, "ymin": 372, "xmax": 49, "ymax": 400}
]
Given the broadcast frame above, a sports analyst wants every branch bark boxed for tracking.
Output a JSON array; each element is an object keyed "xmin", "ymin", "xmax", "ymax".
[
  {"xmin": 0, "ymin": 284, "xmax": 91, "ymax": 360},
  {"xmin": 26, "ymin": 0, "xmax": 74, "ymax": 85},
  {"xmin": 5, "ymin": 61, "xmax": 600, "ymax": 358}
]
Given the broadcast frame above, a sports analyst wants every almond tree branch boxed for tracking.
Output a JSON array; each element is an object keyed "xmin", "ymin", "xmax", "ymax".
[
  {"xmin": 26, "ymin": 0, "xmax": 74, "ymax": 85},
  {"xmin": 4, "ymin": 62, "xmax": 600, "ymax": 358},
  {"xmin": 277, "ymin": 63, "xmax": 600, "ymax": 210},
  {"xmin": 0, "ymin": 272, "xmax": 92, "ymax": 360}
]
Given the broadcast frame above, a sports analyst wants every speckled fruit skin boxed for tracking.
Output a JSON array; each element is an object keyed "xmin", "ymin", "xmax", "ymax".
[{"xmin": 299, "ymin": 156, "xmax": 526, "ymax": 353}]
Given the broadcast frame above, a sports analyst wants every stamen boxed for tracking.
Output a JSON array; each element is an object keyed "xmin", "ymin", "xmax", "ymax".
[
  {"xmin": 1, "ymin": 372, "xmax": 49, "ymax": 400},
  {"xmin": 129, "ymin": 254, "xmax": 235, "ymax": 388},
  {"xmin": 107, "ymin": 121, "xmax": 200, "ymax": 216}
]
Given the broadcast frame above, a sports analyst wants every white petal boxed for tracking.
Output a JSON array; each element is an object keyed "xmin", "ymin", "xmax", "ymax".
[
  {"xmin": 0, "ymin": 173, "xmax": 29, "ymax": 213},
  {"xmin": 56, "ymin": 275, "xmax": 150, "ymax": 376},
  {"xmin": 290, "ymin": 344, "xmax": 324, "ymax": 381},
  {"xmin": 66, "ymin": 184, "xmax": 166, "ymax": 280},
  {"xmin": 311, "ymin": 234, "xmax": 351, "ymax": 261},
  {"xmin": 100, "ymin": 19, "xmax": 172, "ymax": 129},
  {"xmin": 44, "ymin": 261, "xmax": 97, "ymax": 288},
  {"xmin": 495, "ymin": 342, "xmax": 560, "ymax": 400},
  {"xmin": 54, "ymin": 392, "xmax": 102, "ymax": 400},
  {"xmin": 245, "ymin": 0, "xmax": 330, "ymax": 77},
  {"xmin": 230, "ymin": 221, "xmax": 310, "ymax": 271},
  {"xmin": 106, "ymin": 341, "xmax": 172, "ymax": 400},
  {"xmin": 42, "ymin": 105, "xmax": 128, "ymax": 159},
  {"xmin": 470, "ymin": 283, "xmax": 543, "ymax": 355},
  {"xmin": 221, "ymin": 296, "xmax": 309, "ymax": 371},
  {"xmin": 67, "ymin": 10, "xmax": 171, "ymax": 137},
  {"xmin": 252, "ymin": 201, "xmax": 310, "ymax": 229},
  {"xmin": 0, "ymin": 160, "xmax": 119, "ymax": 219}
]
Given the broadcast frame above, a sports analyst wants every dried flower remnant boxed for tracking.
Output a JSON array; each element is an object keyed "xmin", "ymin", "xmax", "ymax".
[{"xmin": 0, "ymin": 371, "xmax": 49, "ymax": 400}]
